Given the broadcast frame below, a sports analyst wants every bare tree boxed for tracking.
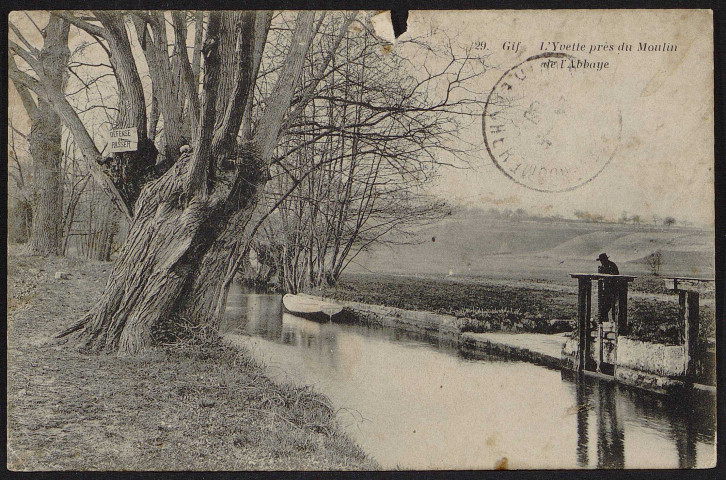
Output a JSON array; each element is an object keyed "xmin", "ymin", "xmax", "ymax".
[
  {"xmin": 7, "ymin": 118, "xmax": 33, "ymax": 243},
  {"xmin": 250, "ymin": 20, "xmax": 483, "ymax": 292},
  {"xmin": 7, "ymin": 11, "xmax": 333, "ymax": 353},
  {"xmin": 645, "ymin": 250, "xmax": 663, "ymax": 276},
  {"xmin": 9, "ymin": 11, "xmax": 482, "ymax": 354},
  {"xmin": 10, "ymin": 15, "xmax": 70, "ymax": 255}
]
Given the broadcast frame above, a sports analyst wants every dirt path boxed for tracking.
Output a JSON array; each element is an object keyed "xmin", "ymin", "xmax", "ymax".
[{"xmin": 7, "ymin": 248, "xmax": 376, "ymax": 471}]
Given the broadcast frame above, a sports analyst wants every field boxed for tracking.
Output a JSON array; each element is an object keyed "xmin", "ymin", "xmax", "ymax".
[
  {"xmin": 331, "ymin": 212, "xmax": 716, "ymax": 347},
  {"xmin": 350, "ymin": 212, "xmax": 714, "ymax": 282},
  {"xmin": 7, "ymin": 249, "xmax": 377, "ymax": 471},
  {"xmin": 317, "ymin": 273, "xmax": 716, "ymax": 346}
]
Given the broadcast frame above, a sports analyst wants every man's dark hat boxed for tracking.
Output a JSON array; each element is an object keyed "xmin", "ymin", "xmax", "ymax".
[{"xmin": 596, "ymin": 253, "xmax": 609, "ymax": 261}]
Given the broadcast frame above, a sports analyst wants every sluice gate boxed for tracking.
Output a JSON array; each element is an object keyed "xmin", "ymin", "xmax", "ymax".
[{"xmin": 568, "ymin": 274, "xmax": 711, "ymax": 391}]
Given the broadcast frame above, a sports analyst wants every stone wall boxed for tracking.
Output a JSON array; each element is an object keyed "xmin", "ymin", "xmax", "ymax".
[
  {"xmin": 561, "ymin": 333, "xmax": 688, "ymax": 393},
  {"xmin": 318, "ymin": 295, "xmax": 693, "ymax": 395},
  {"xmin": 616, "ymin": 337, "xmax": 685, "ymax": 377},
  {"xmin": 319, "ymin": 296, "xmax": 566, "ymax": 368},
  {"xmin": 313, "ymin": 296, "xmax": 460, "ymax": 336}
]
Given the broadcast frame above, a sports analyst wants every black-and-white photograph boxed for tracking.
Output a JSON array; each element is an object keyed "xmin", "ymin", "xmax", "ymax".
[{"xmin": 7, "ymin": 8, "xmax": 717, "ymax": 471}]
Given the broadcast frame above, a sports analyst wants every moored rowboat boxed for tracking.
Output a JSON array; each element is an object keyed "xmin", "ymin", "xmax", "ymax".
[{"xmin": 282, "ymin": 293, "xmax": 343, "ymax": 319}]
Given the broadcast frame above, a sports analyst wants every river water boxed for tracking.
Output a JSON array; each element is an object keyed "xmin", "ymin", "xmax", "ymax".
[{"xmin": 221, "ymin": 289, "xmax": 715, "ymax": 470}]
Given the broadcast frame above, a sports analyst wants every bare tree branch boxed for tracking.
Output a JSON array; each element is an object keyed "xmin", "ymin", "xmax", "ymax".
[
  {"xmin": 8, "ymin": 54, "xmax": 38, "ymax": 117},
  {"xmin": 52, "ymin": 11, "xmax": 106, "ymax": 39},
  {"xmin": 255, "ymin": 11, "xmax": 317, "ymax": 160},
  {"xmin": 172, "ymin": 10, "xmax": 200, "ymax": 136}
]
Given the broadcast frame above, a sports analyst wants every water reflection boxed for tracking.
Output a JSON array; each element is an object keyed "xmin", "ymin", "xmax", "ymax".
[
  {"xmin": 564, "ymin": 370, "xmax": 715, "ymax": 469},
  {"xmin": 576, "ymin": 379, "xmax": 589, "ymax": 467},
  {"xmin": 596, "ymin": 380, "xmax": 625, "ymax": 468},
  {"xmin": 569, "ymin": 375, "xmax": 625, "ymax": 468},
  {"xmin": 222, "ymin": 290, "xmax": 715, "ymax": 469}
]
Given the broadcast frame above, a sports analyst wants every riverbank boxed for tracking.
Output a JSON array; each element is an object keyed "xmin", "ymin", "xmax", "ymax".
[
  {"xmin": 7, "ymin": 248, "xmax": 377, "ymax": 470},
  {"xmin": 324, "ymin": 296, "xmax": 567, "ymax": 369},
  {"xmin": 314, "ymin": 294, "xmax": 715, "ymax": 392},
  {"xmin": 222, "ymin": 291, "xmax": 716, "ymax": 469},
  {"xmin": 317, "ymin": 273, "xmax": 715, "ymax": 347}
]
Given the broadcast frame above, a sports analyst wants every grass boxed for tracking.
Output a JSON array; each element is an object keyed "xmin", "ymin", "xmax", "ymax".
[
  {"xmin": 626, "ymin": 298, "xmax": 715, "ymax": 346},
  {"xmin": 451, "ymin": 308, "xmax": 573, "ymax": 334},
  {"xmin": 7, "ymin": 247, "xmax": 377, "ymax": 471},
  {"xmin": 318, "ymin": 273, "xmax": 715, "ymax": 346},
  {"xmin": 321, "ymin": 273, "xmax": 577, "ymax": 320}
]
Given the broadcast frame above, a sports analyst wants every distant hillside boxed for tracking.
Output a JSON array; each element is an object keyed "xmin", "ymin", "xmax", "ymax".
[{"xmin": 350, "ymin": 211, "xmax": 714, "ymax": 281}]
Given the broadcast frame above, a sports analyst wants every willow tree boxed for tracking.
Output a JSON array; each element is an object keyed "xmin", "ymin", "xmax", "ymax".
[
  {"xmin": 10, "ymin": 15, "xmax": 70, "ymax": 255},
  {"xmin": 10, "ymin": 11, "xmax": 483, "ymax": 354},
  {"xmin": 9, "ymin": 10, "xmax": 345, "ymax": 354}
]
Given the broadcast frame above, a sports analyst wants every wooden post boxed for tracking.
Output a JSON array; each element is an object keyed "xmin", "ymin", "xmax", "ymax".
[
  {"xmin": 577, "ymin": 278, "xmax": 592, "ymax": 372},
  {"xmin": 617, "ymin": 279, "xmax": 628, "ymax": 336},
  {"xmin": 680, "ymin": 290, "xmax": 700, "ymax": 379},
  {"xmin": 678, "ymin": 291, "xmax": 686, "ymax": 344},
  {"xmin": 597, "ymin": 323, "xmax": 604, "ymax": 373},
  {"xmin": 572, "ymin": 274, "xmax": 634, "ymax": 373},
  {"xmin": 586, "ymin": 280, "xmax": 592, "ymax": 368}
]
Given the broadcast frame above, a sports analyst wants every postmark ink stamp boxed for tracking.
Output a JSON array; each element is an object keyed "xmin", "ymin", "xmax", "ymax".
[{"xmin": 483, "ymin": 52, "xmax": 622, "ymax": 192}]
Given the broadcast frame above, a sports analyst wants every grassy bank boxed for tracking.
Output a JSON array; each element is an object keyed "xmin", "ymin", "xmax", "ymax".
[
  {"xmin": 318, "ymin": 273, "xmax": 715, "ymax": 346},
  {"xmin": 7, "ymin": 248, "xmax": 377, "ymax": 471}
]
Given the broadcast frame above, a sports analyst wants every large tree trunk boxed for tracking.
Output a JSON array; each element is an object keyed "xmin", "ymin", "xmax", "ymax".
[
  {"xmin": 60, "ymin": 145, "xmax": 267, "ymax": 354},
  {"xmin": 56, "ymin": 11, "xmax": 317, "ymax": 355},
  {"xmin": 27, "ymin": 16, "xmax": 69, "ymax": 256},
  {"xmin": 28, "ymin": 97, "xmax": 64, "ymax": 255},
  {"xmin": 179, "ymin": 164, "xmax": 267, "ymax": 326}
]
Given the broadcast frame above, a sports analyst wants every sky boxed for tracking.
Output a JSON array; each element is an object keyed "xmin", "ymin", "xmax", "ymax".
[
  {"xmin": 9, "ymin": 10, "xmax": 715, "ymax": 227},
  {"xmin": 397, "ymin": 10, "xmax": 714, "ymax": 227}
]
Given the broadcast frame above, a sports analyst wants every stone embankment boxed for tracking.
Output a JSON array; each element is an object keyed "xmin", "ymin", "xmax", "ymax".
[
  {"xmin": 312, "ymin": 296, "xmax": 714, "ymax": 395},
  {"xmin": 315, "ymin": 297, "xmax": 566, "ymax": 368}
]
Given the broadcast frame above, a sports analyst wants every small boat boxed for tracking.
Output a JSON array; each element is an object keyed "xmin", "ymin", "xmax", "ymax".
[{"xmin": 282, "ymin": 293, "xmax": 343, "ymax": 321}]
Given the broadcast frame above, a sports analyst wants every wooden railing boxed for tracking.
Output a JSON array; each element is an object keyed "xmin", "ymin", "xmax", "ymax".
[
  {"xmin": 569, "ymin": 273, "xmax": 714, "ymax": 380},
  {"xmin": 664, "ymin": 277, "xmax": 714, "ymax": 380}
]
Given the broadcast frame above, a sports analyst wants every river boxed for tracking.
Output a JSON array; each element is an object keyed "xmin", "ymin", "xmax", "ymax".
[{"xmin": 221, "ymin": 288, "xmax": 715, "ymax": 470}]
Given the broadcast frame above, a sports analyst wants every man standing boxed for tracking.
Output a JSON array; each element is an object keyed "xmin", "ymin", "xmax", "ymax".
[{"xmin": 596, "ymin": 253, "xmax": 619, "ymax": 327}]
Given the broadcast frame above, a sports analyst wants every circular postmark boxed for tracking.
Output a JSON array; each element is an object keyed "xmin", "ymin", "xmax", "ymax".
[{"xmin": 482, "ymin": 52, "xmax": 622, "ymax": 192}]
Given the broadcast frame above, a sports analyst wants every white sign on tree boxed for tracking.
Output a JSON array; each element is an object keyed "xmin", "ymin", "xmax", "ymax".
[{"xmin": 108, "ymin": 127, "xmax": 138, "ymax": 153}]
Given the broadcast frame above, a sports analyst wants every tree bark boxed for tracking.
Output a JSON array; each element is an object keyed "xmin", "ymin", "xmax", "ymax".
[
  {"xmin": 61, "ymin": 144, "xmax": 267, "ymax": 353},
  {"xmin": 28, "ymin": 16, "xmax": 70, "ymax": 256},
  {"xmin": 132, "ymin": 13, "xmax": 185, "ymax": 160},
  {"xmin": 28, "ymin": 97, "xmax": 65, "ymax": 255},
  {"xmin": 56, "ymin": 12, "xmax": 317, "ymax": 355}
]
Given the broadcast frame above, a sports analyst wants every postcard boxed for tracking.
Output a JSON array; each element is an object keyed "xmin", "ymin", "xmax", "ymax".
[{"xmin": 7, "ymin": 9, "xmax": 716, "ymax": 470}]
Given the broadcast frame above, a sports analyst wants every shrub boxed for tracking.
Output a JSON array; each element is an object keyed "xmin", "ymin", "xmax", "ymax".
[
  {"xmin": 645, "ymin": 250, "xmax": 663, "ymax": 275},
  {"xmin": 452, "ymin": 308, "xmax": 572, "ymax": 334},
  {"xmin": 631, "ymin": 275, "xmax": 669, "ymax": 294}
]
